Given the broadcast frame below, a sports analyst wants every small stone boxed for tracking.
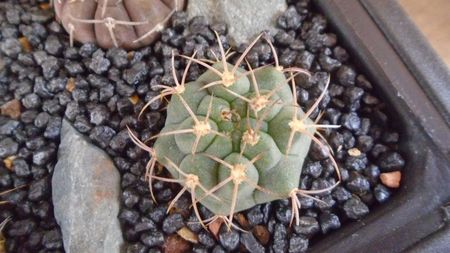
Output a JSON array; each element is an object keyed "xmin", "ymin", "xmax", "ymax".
[
  {"xmin": 309, "ymin": 141, "xmax": 330, "ymax": 161},
  {"xmin": 275, "ymin": 30, "xmax": 295, "ymax": 46},
  {"xmin": 79, "ymin": 43, "xmax": 97, "ymax": 58},
  {"xmin": 0, "ymin": 119, "xmax": 20, "ymax": 135},
  {"xmin": 42, "ymin": 229, "xmax": 63, "ymax": 250},
  {"xmin": 163, "ymin": 213, "xmax": 185, "ymax": 234},
  {"xmin": 198, "ymin": 231, "xmax": 215, "ymax": 248},
  {"xmin": 374, "ymin": 184, "xmax": 391, "ymax": 203},
  {"xmin": 378, "ymin": 152, "xmax": 405, "ymax": 172},
  {"xmin": 295, "ymin": 50, "xmax": 315, "ymax": 70},
  {"xmin": 123, "ymin": 62, "xmax": 149, "ymax": 85},
  {"xmin": 275, "ymin": 203, "xmax": 292, "ymax": 225},
  {"xmin": 280, "ymin": 48, "xmax": 298, "ymax": 66},
  {"xmin": 346, "ymin": 172, "xmax": 371, "ymax": 193},
  {"xmin": 337, "ymin": 65, "xmax": 356, "ymax": 86},
  {"xmin": 149, "ymin": 205, "xmax": 167, "ymax": 223},
  {"xmin": 1, "ymin": 38, "xmax": 22, "ymax": 58},
  {"xmin": 89, "ymin": 125, "xmax": 116, "ymax": 149},
  {"xmin": 272, "ymin": 223, "xmax": 288, "ymax": 253},
  {"xmin": 119, "ymin": 209, "xmax": 140, "ymax": 225},
  {"xmin": 6, "ymin": 219, "xmax": 36, "ymax": 236},
  {"xmin": 44, "ymin": 35, "xmax": 63, "ymax": 55},
  {"xmin": 319, "ymin": 54, "xmax": 341, "ymax": 72},
  {"xmin": 380, "ymin": 171, "xmax": 401, "ymax": 188},
  {"xmin": 106, "ymin": 48, "xmax": 129, "ymax": 69},
  {"xmin": 64, "ymin": 60, "xmax": 85, "ymax": 75},
  {"xmin": 333, "ymin": 46, "xmax": 349, "ymax": 62},
  {"xmin": 99, "ymin": 84, "xmax": 115, "ymax": 102},
  {"xmin": 357, "ymin": 135, "xmax": 374, "ymax": 153},
  {"xmin": 141, "ymin": 231, "xmax": 164, "ymax": 247},
  {"xmin": 332, "ymin": 186, "xmax": 352, "ymax": 203},
  {"xmin": 277, "ymin": 6, "xmax": 302, "ymax": 30},
  {"xmin": 319, "ymin": 212, "xmax": 340, "ymax": 234},
  {"xmin": 293, "ymin": 216, "xmax": 320, "ymax": 237},
  {"xmin": 343, "ymin": 198, "xmax": 369, "ymax": 219},
  {"xmin": 89, "ymin": 105, "xmax": 110, "ymax": 126},
  {"xmin": 122, "ymin": 189, "xmax": 140, "ymax": 208},
  {"xmin": 241, "ymin": 232, "xmax": 265, "ymax": 253},
  {"xmin": 44, "ymin": 117, "xmax": 62, "ymax": 139},
  {"xmin": 344, "ymin": 86, "xmax": 364, "ymax": 104},
  {"xmin": 356, "ymin": 75, "xmax": 373, "ymax": 90},
  {"xmin": 32, "ymin": 200, "xmax": 51, "ymax": 219},
  {"xmin": 341, "ymin": 112, "xmax": 361, "ymax": 131},
  {"xmin": 219, "ymin": 227, "xmax": 240, "ymax": 251},
  {"xmin": 89, "ymin": 50, "xmax": 111, "ymax": 74},
  {"xmin": 20, "ymin": 110, "xmax": 38, "ymax": 124},
  {"xmin": 134, "ymin": 217, "xmax": 157, "ymax": 233},
  {"xmin": 0, "ymin": 138, "xmax": 19, "ymax": 158},
  {"xmin": 52, "ymin": 120, "xmax": 123, "ymax": 252},
  {"xmin": 288, "ymin": 235, "xmax": 308, "ymax": 253},
  {"xmin": 1, "ymin": 99, "xmax": 21, "ymax": 119},
  {"xmin": 12, "ymin": 158, "xmax": 30, "ymax": 177},
  {"xmin": 246, "ymin": 206, "xmax": 264, "ymax": 226},
  {"xmin": 348, "ymin": 148, "xmax": 361, "ymax": 157},
  {"xmin": 126, "ymin": 243, "xmax": 148, "ymax": 253},
  {"xmin": 28, "ymin": 177, "xmax": 50, "ymax": 201},
  {"xmin": 41, "ymin": 56, "xmax": 59, "ymax": 80},
  {"xmin": 74, "ymin": 115, "xmax": 93, "ymax": 133},
  {"xmin": 21, "ymin": 94, "xmax": 41, "ymax": 109},
  {"xmin": 304, "ymin": 161, "xmax": 323, "ymax": 178}
]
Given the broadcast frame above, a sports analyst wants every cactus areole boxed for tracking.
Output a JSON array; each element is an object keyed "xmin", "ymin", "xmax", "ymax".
[
  {"xmin": 54, "ymin": 0, "xmax": 185, "ymax": 49},
  {"xmin": 130, "ymin": 33, "xmax": 340, "ymax": 228}
]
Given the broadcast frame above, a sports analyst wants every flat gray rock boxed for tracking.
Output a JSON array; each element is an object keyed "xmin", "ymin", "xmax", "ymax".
[
  {"xmin": 52, "ymin": 119, "xmax": 123, "ymax": 253},
  {"xmin": 187, "ymin": 0, "xmax": 286, "ymax": 46}
]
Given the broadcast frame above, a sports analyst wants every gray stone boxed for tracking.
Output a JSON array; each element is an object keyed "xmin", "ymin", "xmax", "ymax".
[
  {"xmin": 52, "ymin": 119, "xmax": 123, "ymax": 253},
  {"xmin": 187, "ymin": 0, "xmax": 286, "ymax": 46}
]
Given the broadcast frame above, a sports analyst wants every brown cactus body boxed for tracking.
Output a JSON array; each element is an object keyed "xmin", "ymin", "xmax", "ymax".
[{"xmin": 54, "ymin": 0, "xmax": 185, "ymax": 49}]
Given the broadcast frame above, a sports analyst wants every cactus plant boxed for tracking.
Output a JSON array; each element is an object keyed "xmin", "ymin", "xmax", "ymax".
[
  {"xmin": 53, "ymin": 0, "xmax": 185, "ymax": 49},
  {"xmin": 129, "ymin": 33, "xmax": 341, "ymax": 229}
]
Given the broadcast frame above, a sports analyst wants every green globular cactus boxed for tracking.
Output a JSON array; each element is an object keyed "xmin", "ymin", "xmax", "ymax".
[{"xmin": 129, "ymin": 33, "xmax": 341, "ymax": 229}]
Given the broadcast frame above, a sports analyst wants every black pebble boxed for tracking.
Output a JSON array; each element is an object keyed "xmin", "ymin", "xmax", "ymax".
[
  {"xmin": 6, "ymin": 219, "xmax": 36, "ymax": 237},
  {"xmin": 42, "ymin": 229, "xmax": 63, "ymax": 250},
  {"xmin": 319, "ymin": 212, "xmax": 340, "ymax": 234},
  {"xmin": 89, "ymin": 125, "xmax": 116, "ymax": 149},
  {"xmin": 219, "ymin": 228, "xmax": 240, "ymax": 251},
  {"xmin": 123, "ymin": 62, "xmax": 149, "ymax": 85},
  {"xmin": 272, "ymin": 223, "xmax": 288, "ymax": 253},
  {"xmin": 289, "ymin": 235, "xmax": 309, "ymax": 253},
  {"xmin": 241, "ymin": 232, "xmax": 265, "ymax": 253},
  {"xmin": 198, "ymin": 231, "xmax": 216, "ymax": 248},
  {"xmin": 377, "ymin": 152, "xmax": 405, "ymax": 172},
  {"xmin": 119, "ymin": 209, "xmax": 140, "ymax": 225},
  {"xmin": 162, "ymin": 213, "xmax": 184, "ymax": 234},
  {"xmin": 0, "ymin": 137, "xmax": 19, "ymax": 158},
  {"xmin": 343, "ymin": 198, "xmax": 369, "ymax": 219},
  {"xmin": 12, "ymin": 158, "xmax": 31, "ymax": 177},
  {"xmin": 140, "ymin": 231, "xmax": 164, "ymax": 247},
  {"xmin": 374, "ymin": 184, "xmax": 391, "ymax": 203},
  {"xmin": 44, "ymin": 35, "xmax": 63, "ymax": 56},
  {"xmin": 293, "ymin": 216, "xmax": 320, "ymax": 237},
  {"xmin": 28, "ymin": 177, "xmax": 50, "ymax": 201}
]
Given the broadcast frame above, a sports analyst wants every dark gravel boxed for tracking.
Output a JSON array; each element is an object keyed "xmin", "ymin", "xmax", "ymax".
[{"xmin": 0, "ymin": 0, "xmax": 406, "ymax": 252}]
